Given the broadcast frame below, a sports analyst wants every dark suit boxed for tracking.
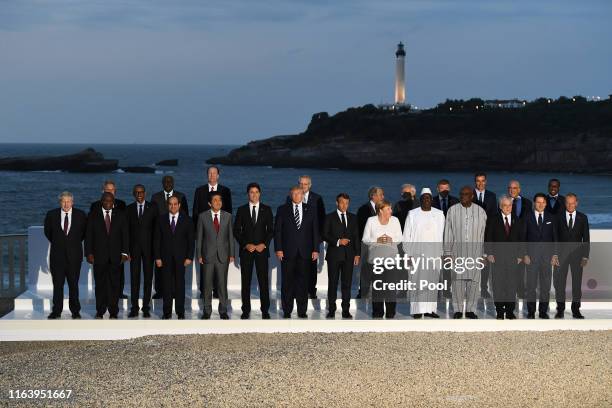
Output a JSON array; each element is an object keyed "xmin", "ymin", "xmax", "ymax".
[
  {"xmin": 44, "ymin": 208, "xmax": 87, "ymax": 315},
  {"xmin": 274, "ymin": 202, "xmax": 319, "ymax": 316},
  {"xmin": 524, "ymin": 211, "xmax": 558, "ymax": 314},
  {"xmin": 555, "ymin": 211, "xmax": 589, "ymax": 313},
  {"xmin": 151, "ymin": 190, "xmax": 189, "ymax": 216},
  {"xmin": 150, "ymin": 190, "xmax": 188, "ymax": 297},
  {"xmin": 484, "ymin": 212, "xmax": 525, "ymax": 315},
  {"xmin": 323, "ymin": 211, "xmax": 360, "ymax": 313},
  {"xmin": 432, "ymin": 194, "xmax": 459, "ymax": 217},
  {"xmin": 234, "ymin": 203, "xmax": 274, "ymax": 315},
  {"xmin": 126, "ymin": 201, "xmax": 157, "ymax": 313},
  {"xmin": 356, "ymin": 202, "xmax": 377, "ymax": 297},
  {"xmin": 511, "ymin": 196, "xmax": 531, "ymax": 219},
  {"xmin": 286, "ymin": 191, "xmax": 325, "ymax": 297},
  {"xmin": 85, "ymin": 208, "xmax": 129, "ymax": 317},
  {"xmin": 393, "ymin": 198, "xmax": 413, "ymax": 232},
  {"xmin": 154, "ymin": 212, "xmax": 194, "ymax": 316},
  {"xmin": 89, "ymin": 198, "xmax": 128, "ymax": 298},
  {"xmin": 546, "ymin": 194, "xmax": 566, "ymax": 216},
  {"xmin": 473, "ymin": 189, "xmax": 498, "ymax": 294}
]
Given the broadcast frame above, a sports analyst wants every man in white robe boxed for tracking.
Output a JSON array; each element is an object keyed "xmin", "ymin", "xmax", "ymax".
[
  {"xmin": 444, "ymin": 186, "xmax": 487, "ymax": 319},
  {"xmin": 403, "ymin": 188, "xmax": 445, "ymax": 318}
]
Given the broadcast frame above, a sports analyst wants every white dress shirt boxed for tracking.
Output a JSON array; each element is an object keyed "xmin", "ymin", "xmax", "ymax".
[
  {"xmin": 303, "ymin": 191, "xmax": 310, "ymax": 204},
  {"xmin": 208, "ymin": 184, "xmax": 218, "ymax": 192},
  {"xmin": 164, "ymin": 190, "xmax": 174, "ymax": 200},
  {"xmin": 566, "ymin": 210, "xmax": 576, "ymax": 227},
  {"xmin": 249, "ymin": 202, "xmax": 260, "ymax": 223},
  {"xmin": 60, "ymin": 208, "xmax": 72, "ymax": 233},
  {"xmin": 336, "ymin": 209, "xmax": 348, "ymax": 246},
  {"xmin": 501, "ymin": 212, "xmax": 512, "ymax": 226},
  {"xmin": 211, "ymin": 210, "xmax": 221, "ymax": 222},
  {"xmin": 292, "ymin": 202, "xmax": 303, "ymax": 225}
]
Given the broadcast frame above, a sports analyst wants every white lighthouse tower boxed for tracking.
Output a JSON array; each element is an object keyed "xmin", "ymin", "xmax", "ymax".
[{"xmin": 394, "ymin": 42, "xmax": 406, "ymax": 105}]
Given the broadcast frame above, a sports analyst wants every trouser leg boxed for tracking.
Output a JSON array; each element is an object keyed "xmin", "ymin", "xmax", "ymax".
[
  {"xmin": 240, "ymin": 254, "xmax": 254, "ymax": 314},
  {"xmin": 66, "ymin": 262, "xmax": 81, "ymax": 314},
  {"xmin": 254, "ymin": 255, "xmax": 270, "ymax": 314}
]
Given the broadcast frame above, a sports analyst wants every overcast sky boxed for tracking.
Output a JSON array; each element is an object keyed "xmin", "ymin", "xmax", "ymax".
[{"xmin": 1, "ymin": 0, "xmax": 610, "ymax": 145}]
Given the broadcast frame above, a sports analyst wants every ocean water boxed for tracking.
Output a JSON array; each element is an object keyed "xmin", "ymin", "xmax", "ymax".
[{"xmin": 1, "ymin": 143, "xmax": 612, "ymax": 235}]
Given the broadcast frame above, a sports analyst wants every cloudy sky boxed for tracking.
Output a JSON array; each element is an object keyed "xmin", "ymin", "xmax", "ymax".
[{"xmin": 1, "ymin": 0, "xmax": 610, "ymax": 145}]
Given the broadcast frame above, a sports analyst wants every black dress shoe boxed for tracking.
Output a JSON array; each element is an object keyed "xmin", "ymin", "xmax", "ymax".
[
  {"xmin": 527, "ymin": 313, "xmax": 535, "ymax": 319},
  {"xmin": 128, "ymin": 310, "xmax": 138, "ymax": 318},
  {"xmin": 95, "ymin": 314, "xmax": 104, "ymax": 319},
  {"xmin": 506, "ymin": 312, "xmax": 517, "ymax": 320},
  {"xmin": 152, "ymin": 293, "xmax": 163, "ymax": 300},
  {"xmin": 177, "ymin": 314, "xmax": 185, "ymax": 320},
  {"xmin": 201, "ymin": 313, "xmax": 210, "ymax": 320},
  {"xmin": 496, "ymin": 313, "xmax": 505, "ymax": 320},
  {"xmin": 539, "ymin": 312, "xmax": 549, "ymax": 319},
  {"xmin": 555, "ymin": 311, "xmax": 564, "ymax": 319},
  {"xmin": 342, "ymin": 311, "xmax": 352, "ymax": 319},
  {"xmin": 425, "ymin": 312, "xmax": 440, "ymax": 318},
  {"xmin": 298, "ymin": 313, "xmax": 308, "ymax": 319},
  {"xmin": 119, "ymin": 294, "xmax": 128, "ymax": 299},
  {"xmin": 142, "ymin": 311, "xmax": 151, "ymax": 318},
  {"xmin": 465, "ymin": 312, "xmax": 478, "ymax": 319},
  {"xmin": 453, "ymin": 312, "xmax": 463, "ymax": 319},
  {"xmin": 220, "ymin": 313, "xmax": 229, "ymax": 320},
  {"xmin": 162, "ymin": 314, "xmax": 172, "ymax": 320},
  {"xmin": 262, "ymin": 312, "xmax": 271, "ymax": 319},
  {"xmin": 572, "ymin": 311, "xmax": 585, "ymax": 319},
  {"xmin": 283, "ymin": 312, "xmax": 291, "ymax": 319},
  {"xmin": 71, "ymin": 312, "xmax": 81, "ymax": 319},
  {"xmin": 326, "ymin": 311, "xmax": 335, "ymax": 319},
  {"xmin": 412, "ymin": 314, "xmax": 423, "ymax": 319},
  {"xmin": 109, "ymin": 315, "xmax": 118, "ymax": 319},
  {"xmin": 47, "ymin": 312, "xmax": 61, "ymax": 320},
  {"xmin": 241, "ymin": 312, "xmax": 250, "ymax": 320}
]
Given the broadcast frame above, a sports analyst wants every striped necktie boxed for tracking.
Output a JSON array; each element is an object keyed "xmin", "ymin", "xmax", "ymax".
[{"xmin": 294, "ymin": 204, "xmax": 301, "ymax": 229}]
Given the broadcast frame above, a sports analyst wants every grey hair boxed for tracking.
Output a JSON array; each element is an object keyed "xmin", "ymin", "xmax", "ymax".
[
  {"xmin": 298, "ymin": 175, "xmax": 312, "ymax": 183},
  {"xmin": 508, "ymin": 179, "xmax": 521, "ymax": 188},
  {"xmin": 58, "ymin": 191, "xmax": 74, "ymax": 202},
  {"xmin": 368, "ymin": 186, "xmax": 384, "ymax": 199},
  {"xmin": 401, "ymin": 183, "xmax": 415, "ymax": 192},
  {"xmin": 499, "ymin": 195, "xmax": 513, "ymax": 206}
]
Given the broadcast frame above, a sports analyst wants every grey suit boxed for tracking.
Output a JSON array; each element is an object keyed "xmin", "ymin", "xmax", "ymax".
[{"xmin": 196, "ymin": 209, "xmax": 235, "ymax": 315}]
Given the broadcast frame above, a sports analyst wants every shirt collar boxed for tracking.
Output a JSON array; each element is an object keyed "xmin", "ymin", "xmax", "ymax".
[
  {"xmin": 165, "ymin": 190, "xmax": 174, "ymax": 196},
  {"xmin": 337, "ymin": 209, "xmax": 346, "ymax": 217},
  {"xmin": 102, "ymin": 208, "xmax": 112, "ymax": 215},
  {"xmin": 208, "ymin": 183, "xmax": 218, "ymax": 190},
  {"xmin": 250, "ymin": 201, "xmax": 259, "ymax": 207},
  {"xmin": 62, "ymin": 208, "xmax": 72, "ymax": 215}
]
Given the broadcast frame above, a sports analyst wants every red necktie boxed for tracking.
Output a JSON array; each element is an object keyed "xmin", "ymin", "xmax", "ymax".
[
  {"xmin": 104, "ymin": 210, "xmax": 111, "ymax": 235},
  {"xmin": 63, "ymin": 212, "xmax": 69, "ymax": 235},
  {"xmin": 504, "ymin": 216, "xmax": 510, "ymax": 237},
  {"xmin": 214, "ymin": 213, "xmax": 220, "ymax": 234}
]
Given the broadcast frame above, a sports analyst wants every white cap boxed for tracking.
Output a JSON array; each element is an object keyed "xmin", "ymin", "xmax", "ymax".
[{"xmin": 420, "ymin": 187, "xmax": 432, "ymax": 197}]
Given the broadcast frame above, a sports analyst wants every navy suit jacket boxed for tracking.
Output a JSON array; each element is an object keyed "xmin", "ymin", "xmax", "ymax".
[
  {"xmin": 274, "ymin": 203, "xmax": 320, "ymax": 259},
  {"xmin": 524, "ymin": 210, "xmax": 558, "ymax": 259},
  {"xmin": 473, "ymin": 189, "xmax": 498, "ymax": 216}
]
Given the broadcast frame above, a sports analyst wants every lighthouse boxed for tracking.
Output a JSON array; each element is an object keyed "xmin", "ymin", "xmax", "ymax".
[{"xmin": 394, "ymin": 42, "xmax": 406, "ymax": 105}]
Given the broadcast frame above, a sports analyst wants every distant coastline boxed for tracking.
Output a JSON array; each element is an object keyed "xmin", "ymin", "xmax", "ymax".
[{"xmin": 208, "ymin": 97, "xmax": 612, "ymax": 173}]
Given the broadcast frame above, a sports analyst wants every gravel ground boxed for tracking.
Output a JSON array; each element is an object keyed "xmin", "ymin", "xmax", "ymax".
[{"xmin": 1, "ymin": 331, "xmax": 611, "ymax": 407}]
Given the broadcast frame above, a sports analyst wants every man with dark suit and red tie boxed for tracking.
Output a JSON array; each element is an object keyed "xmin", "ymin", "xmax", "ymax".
[
  {"xmin": 484, "ymin": 195, "xmax": 525, "ymax": 319},
  {"xmin": 554, "ymin": 193, "xmax": 589, "ymax": 319},
  {"xmin": 44, "ymin": 191, "xmax": 88, "ymax": 319},
  {"xmin": 234, "ymin": 183, "xmax": 274, "ymax": 319},
  {"xmin": 154, "ymin": 196, "xmax": 194, "ymax": 319},
  {"xmin": 523, "ymin": 193, "xmax": 559, "ymax": 319},
  {"xmin": 126, "ymin": 184, "xmax": 157, "ymax": 318},
  {"xmin": 275, "ymin": 185, "xmax": 320, "ymax": 318},
  {"xmin": 322, "ymin": 193, "xmax": 360, "ymax": 319},
  {"xmin": 85, "ymin": 192, "xmax": 129, "ymax": 319},
  {"xmin": 192, "ymin": 165, "xmax": 232, "ymax": 299},
  {"xmin": 89, "ymin": 180, "xmax": 128, "ymax": 300}
]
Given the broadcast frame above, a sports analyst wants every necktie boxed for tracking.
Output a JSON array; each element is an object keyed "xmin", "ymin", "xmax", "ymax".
[
  {"xmin": 568, "ymin": 213, "xmax": 573, "ymax": 230},
  {"xmin": 105, "ymin": 210, "xmax": 111, "ymax": 235},
  {"xmin": 210, "ymin": 186, "xmax": 215, "ymax": 192},
  {"xmin": 504, "ymin": 216, "xmax": 510, "ymax": 237},
  {"xmin": 515, "ymin": 198, "xmax": 522, "ymax": 217},
  {"xmin": 170, "ymin": 215, "xmax": 176, "ymax": 233},
  {"xmin": 138, "ymin": 204, "xmax": 143, "ymax": 218},
  {"xmin": 63, "ymin": 213, "xmax": 69, "ymax": 235},
  {"xmin": 213, "ymin": 213, "xmax": 220, "ymax": 233},
  {"xmin": 294, "ymin": 204, "xmax": 301, "ymax": 229},
  {"xmin": 166, "ymin": 192, "xmax": 170, "ymax": 200},
  {"xmin": 479, "ymin": 192, "xmax": 483, "ymax": 204},
  {"xmin": 251, "ymin": 205, "xmax": 257, "ymax": 224},
  {"xmin": 442, "ymin": 198, "xmax": 447, "ymax": 214},
  {"xmin": 341, "ymin": 212, "xmax": 347, "ymax": 229},
  {"xmin": 538, "ymin": 213, "xmax": 543, "ymax": 228}
]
